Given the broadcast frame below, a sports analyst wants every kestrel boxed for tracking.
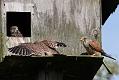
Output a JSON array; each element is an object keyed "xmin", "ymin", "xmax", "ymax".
[
  {"xmin": 10, "ymin": 26, "xmax": 23, "ymax": 37},
  {"xmin": 80, "ymin": 36, "xmax": 116, "ymax": 60},
  {"xmin": 8, "ymin": 40, "xmax": 66, "ymax": 56}
]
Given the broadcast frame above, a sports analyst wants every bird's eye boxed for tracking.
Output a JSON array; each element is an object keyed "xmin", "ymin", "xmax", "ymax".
[{"xmin": 57, "ymin": 42, "xmax": 67, "ymax": 47}]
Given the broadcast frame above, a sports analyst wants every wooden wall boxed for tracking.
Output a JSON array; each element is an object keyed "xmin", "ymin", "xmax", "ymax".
[
  {"xmin": 0, "ymin": 0, "xmax": 101, "ymax": 56},
  {"xmin": 0, "ymin": 0, "xmax": 3, "ymax": 61}
]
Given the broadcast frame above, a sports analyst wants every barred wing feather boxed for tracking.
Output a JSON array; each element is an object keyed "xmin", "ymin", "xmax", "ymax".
[{"xmin": 8, "ymin": 44, "xmax": 32, "ymax": 56}]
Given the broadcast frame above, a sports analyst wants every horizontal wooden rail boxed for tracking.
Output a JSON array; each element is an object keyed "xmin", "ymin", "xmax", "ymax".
[{"xmin": 0, "ymin": 56, "xmax": 103, "ymax": 80}]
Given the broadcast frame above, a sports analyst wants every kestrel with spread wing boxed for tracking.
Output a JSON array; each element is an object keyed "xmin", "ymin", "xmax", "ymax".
[{"xmin": 8, "ymin": 40, "xmax": 66, "ymax": 56}]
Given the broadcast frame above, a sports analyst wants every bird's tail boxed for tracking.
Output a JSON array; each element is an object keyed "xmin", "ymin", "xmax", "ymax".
[{"xmin": 101, "ymin": 51, "xmax": 116, "ymax": 60}]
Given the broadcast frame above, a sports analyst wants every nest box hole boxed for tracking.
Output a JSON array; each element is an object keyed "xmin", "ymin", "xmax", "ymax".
[{"xmin": 6, "ymin": 12, "xmax": 31, "ymax": 37}]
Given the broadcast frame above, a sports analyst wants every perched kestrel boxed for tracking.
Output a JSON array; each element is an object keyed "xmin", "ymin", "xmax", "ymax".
[
  {"xmin": 80, "ymin": 36, "xmax": 116, "ymax": 60},
  {"xmin": 10, "ymin": 26, "xmax": 23, "ymax": 37},
  {"xmin": 8, "ymin": 40, "xmax": 66, "ymax": 56}
]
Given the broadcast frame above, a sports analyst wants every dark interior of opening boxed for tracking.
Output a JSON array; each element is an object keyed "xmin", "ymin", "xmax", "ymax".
[{"xmin": 6, "ymin": 12, "xmax": 31, "ymax": 37}]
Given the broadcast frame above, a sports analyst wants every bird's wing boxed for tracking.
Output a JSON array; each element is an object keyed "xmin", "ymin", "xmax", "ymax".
[
  {"xmin": 20, "ymin": 43, "xmax": 45, "ymax": 53},
  {"xmin": 88, "ymin": 40, "xmax": 102, "ymax": 52},
  {"xmin": 8, "ymin": 42, "xmax": 40, "ymax": 56},
  {"xmin": 8, "ymin": 44, "xmax": 32, "ymax": 56}
]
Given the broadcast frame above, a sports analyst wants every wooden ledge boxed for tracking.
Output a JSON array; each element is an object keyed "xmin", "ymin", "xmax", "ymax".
[{"xmin": 0, "ymin": 55, "xmax": 103, "ymax": 80}]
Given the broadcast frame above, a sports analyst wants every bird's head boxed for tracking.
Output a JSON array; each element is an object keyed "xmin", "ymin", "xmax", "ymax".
[
  {"xmin": 10, "ymin": 26, "xmax": 19, "ymax": 33},
  {"xmin": 39, "ymin": 40, "xmax": 67, "ymax": 49},
  {"xmin": 80, "ymin": 36, "xmax": 87, "ymax": 42}
]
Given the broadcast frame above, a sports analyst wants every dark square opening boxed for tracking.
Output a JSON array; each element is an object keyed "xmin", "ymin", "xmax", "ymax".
[{"xmin": 6, "ymin": 12, "xmax": 31, "ymax": 37}]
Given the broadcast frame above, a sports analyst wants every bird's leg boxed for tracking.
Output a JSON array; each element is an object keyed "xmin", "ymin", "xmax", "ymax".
[
  {"xmin": 93, "ymin": 51, "xmax": 101, "ymax": 56},
  {"xmin": 90, "ymin": 54, "xmax": 96, "ymax": 57}
]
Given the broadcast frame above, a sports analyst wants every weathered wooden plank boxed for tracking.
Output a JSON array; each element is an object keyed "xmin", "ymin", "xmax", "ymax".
[
  {"xmin": 0, "ymin": 0, "xmax": 3, "ymax": 61},
  {"xmin": 0, "ymin": 0, "xmax": 6, "ymax": 61}
]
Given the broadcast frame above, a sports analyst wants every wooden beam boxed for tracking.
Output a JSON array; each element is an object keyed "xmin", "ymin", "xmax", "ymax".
[{"xmin": 0, "ymin": 56, "xmax": 103, "ymax": 80}]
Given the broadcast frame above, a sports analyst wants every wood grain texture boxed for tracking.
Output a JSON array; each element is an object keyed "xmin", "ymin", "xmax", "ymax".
[
  {"xmin": 0, "ymin": 0, "xmax": 5, "ymax": 61},
  {"xmin": 1, "ymin": 0, "xmax": 101, "ymax": 56}
]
